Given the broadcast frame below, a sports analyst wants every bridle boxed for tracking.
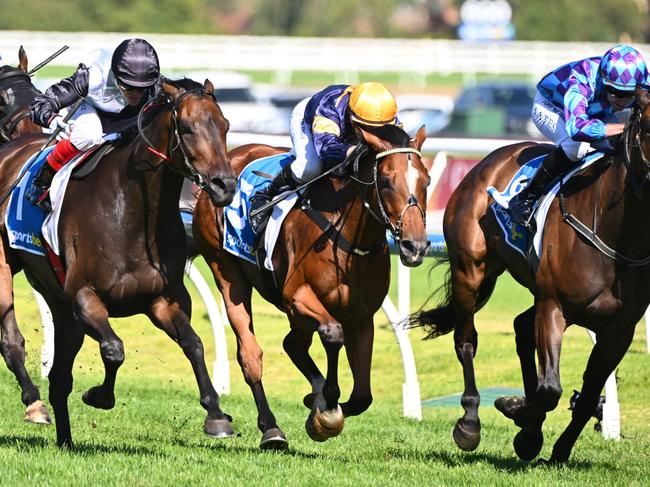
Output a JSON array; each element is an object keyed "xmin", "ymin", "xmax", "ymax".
[
  {"xmin": 0, "ymin": 69, "xmax": 38, "ymax": 144},
  {"xmin": 622, "ymin": 102, "xmax": 650, "ymax": 195},
  {"xmin": 348, "ymin": 146, "xmax": 426, "ymax": 243},
  {"xmin": 137, "ymin": 87, "xmax": 219, "ymax": 193}
]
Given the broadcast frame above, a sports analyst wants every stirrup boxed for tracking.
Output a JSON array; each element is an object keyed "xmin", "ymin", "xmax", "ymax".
[{"xmin": 26, "ymin": 185, "xmax": 52, "ymax": 212}]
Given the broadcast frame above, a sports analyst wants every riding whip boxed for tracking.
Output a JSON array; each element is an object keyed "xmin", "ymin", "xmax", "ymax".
[
  {"xmin": 0, "ymin": 97, "xmax": 83, "ymax": 207},
  {"xmin": 248, "ymin": 153, "xmax": 354, "ymax": 218},
  {"xmin": 27, "ymin": 46, "xmax": 69, "ymax": 76}
]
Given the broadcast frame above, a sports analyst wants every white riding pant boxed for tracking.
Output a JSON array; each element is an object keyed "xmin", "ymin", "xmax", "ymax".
[
  {"xmin": 66, "ymin": 102, "xmax": 108, "ymax": 151},
  {"xmin": 288, "ymin": 97, "xmax": 322, "ymax": 183},
  {"xmin": 531, "ymin": 91, "xmax": 630, "ymax": 162}
]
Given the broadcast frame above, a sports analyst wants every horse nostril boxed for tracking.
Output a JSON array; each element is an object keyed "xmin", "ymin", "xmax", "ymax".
[{"xmin": 400, "ymin": 240, "xmax": 416, "ymax": 255}]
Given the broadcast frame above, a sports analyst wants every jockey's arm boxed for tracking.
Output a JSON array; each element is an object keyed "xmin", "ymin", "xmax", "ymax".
[
  {"xmin": 30, "ymin": 64, "xmax": 90, "ymax": 127},
  {"xmin": 311, "ymin": 115, "xmax": 354, "ymax": 167},
  {"xmin": 563, "ymin": 83, "xmax": 607, "ymax": 142}
]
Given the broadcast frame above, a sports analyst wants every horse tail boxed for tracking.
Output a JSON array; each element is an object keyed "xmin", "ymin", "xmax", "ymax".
[{"xmin": 405, "ymin": 259, "xmax": 497, "ymax": 340}]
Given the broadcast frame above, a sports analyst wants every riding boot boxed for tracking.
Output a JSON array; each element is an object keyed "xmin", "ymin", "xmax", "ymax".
[
  {"xmin": 25, "ymin": 139, "xmax": 81, "ymax": 212},
  {"xmin": 249, "ymin": 164, "xmax": 300, "ymax": 235},
  {"xmin": 25, "ymin": 162, "xmax": 56, "ymax": 212},
  {"xmin": 509, "ymin": 148, "xmax": 570, "ymax": 230}
]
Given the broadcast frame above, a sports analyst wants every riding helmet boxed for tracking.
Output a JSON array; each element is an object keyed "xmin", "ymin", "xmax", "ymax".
[
  {"xmin": 111, "ymin": 38, "xmax": 160, "ymax": 88},
  {"xmin": 600, "ymin": 44, "xmax": 649, "ymax": 91},
  {"xmin": 349, "ymin": 82, "xmax": 398, "ymax": 126}
]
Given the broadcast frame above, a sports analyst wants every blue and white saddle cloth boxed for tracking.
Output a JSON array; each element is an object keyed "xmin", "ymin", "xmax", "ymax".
[
  {"xmin": 224, "ymin": 152, "xmax": 299, "ymax": 270},
  {"xmin": 487, "ymin": 151, "xmax": 605, "ymax": 262},
  {"xmin": 5, "ymin": 147, "xmax": 56, "ymax": 256}
]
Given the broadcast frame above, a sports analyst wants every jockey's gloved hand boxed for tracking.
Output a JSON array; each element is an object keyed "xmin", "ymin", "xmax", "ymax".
[{"xmin": 48, "ymin": 115, "xmax": 71, "ymax": 141}]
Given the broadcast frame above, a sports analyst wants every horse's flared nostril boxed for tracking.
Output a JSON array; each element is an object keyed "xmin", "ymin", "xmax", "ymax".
[{"xmin": 399, "ymin": 239, "xmax": 429, "ymax": 267}]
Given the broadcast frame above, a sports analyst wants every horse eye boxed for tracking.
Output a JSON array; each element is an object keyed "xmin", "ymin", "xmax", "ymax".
[
  {"xmin": 179, "ymin": 123, "xmax": 194, "ymax": 135},
  {"xmin": 378, "ymin": 177, "xmax": 392, "ymax": 191}
]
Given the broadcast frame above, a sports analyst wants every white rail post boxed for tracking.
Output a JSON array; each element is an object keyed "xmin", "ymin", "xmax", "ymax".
[
  {"xmin": 381, "ymin": 260, "xmax": 422, "ymax": 420},
  {"xmin": 587, "ymin": 330, "xmax": 620, "ymax": 440},
  {"xmin": 185, "ymin": 259, "xmax": 230, "ymax": 395},
  {"xmin": 34, "ymin": 290, "xmax": 54, "ymax": 378},
  {"xmin": 645, "ymin": 307, "xmax": 650, "ymax": 353}
]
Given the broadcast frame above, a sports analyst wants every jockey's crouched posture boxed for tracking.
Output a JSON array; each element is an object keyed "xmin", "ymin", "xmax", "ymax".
[
  {"xmin": 509, "ymin": 44, "xmax": 650, "ymax": 229},
  {"xmin": 248, "ymin": 81, "xmax": 400, "ymax": 234},
  {"xmin": 26, "ymin": 38, "xmax": 161, "ymax": 211}
]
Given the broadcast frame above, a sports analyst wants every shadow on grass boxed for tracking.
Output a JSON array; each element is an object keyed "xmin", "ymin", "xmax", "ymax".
[
  {"xmin": 420, "ymin": 449, "xmax": 597, "ymax": 471},
  {"xmin": 171, "ymin": 436, "xmax": 321, "ymax": 459}
]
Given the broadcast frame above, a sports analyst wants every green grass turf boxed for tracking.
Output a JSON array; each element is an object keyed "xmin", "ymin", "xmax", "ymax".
[{"xmin": 0, "ymin": 257, "xmax": 647, "ymax": 485}]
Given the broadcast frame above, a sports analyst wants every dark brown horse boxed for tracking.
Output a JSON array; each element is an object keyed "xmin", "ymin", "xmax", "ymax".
[
  {"xmin": 193, "ymin": 125, "xmax": 430, "ymax": 450},
  {"xmin": 410, "ymin": 87, "xmax": 650, "ymax": 463},
  {"xmin": 0, "ymin": 47, "xmax": 41, "ymax": 143},
  {"xmin": 0, "ymin": 77, "xmax": 237, "ymax": 447}
]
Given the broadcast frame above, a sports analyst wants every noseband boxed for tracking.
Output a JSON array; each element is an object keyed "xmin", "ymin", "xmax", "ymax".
[
  {"xmin": 350, "ymin": 147, "xmax": 426, "ymax": 243},
  {"xmin": 137, "ymin": 88, "xmax": 218, "ymax": 192}
]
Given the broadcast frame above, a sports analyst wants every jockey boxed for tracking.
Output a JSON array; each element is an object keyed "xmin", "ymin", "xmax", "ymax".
[
  {"xmin": 249, "ymin": 81, "xmax": 399, "ymax": 234},
  {"xmin": 509, "ymin": 44, "xmax": 650, "ymax": 229},
  {"xmin": 26, "ymin": 38, "xmax": 161, "ymax": 211}
]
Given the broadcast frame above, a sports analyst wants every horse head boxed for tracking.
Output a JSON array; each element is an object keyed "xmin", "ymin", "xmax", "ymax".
[
  {"xmin": 152, "ymin": 78, "xmax": 237, "ymax": 206},
  {"xmin": 0, "ymin": 46, "xmax": 40, "ymax": 143},
  {"xmin": 355, "ymin": 124, "xmax": 430, "ymax": 267}
]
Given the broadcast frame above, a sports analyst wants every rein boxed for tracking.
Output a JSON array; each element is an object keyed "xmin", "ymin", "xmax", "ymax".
[
  {"xmin": 559, "ymin": 107, "xmax": 650, "ymax": 266},
  {"xmin": 136, "ymin": 88, "xmax": 216, "ymax": 192},
  {"xmin": 348, "ymin": 147, "xmax": 425, "ymax": 243}
]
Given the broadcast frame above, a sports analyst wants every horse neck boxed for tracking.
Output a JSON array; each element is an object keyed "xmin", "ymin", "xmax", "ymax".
[
  {"xmin": 336, "ymin": 174, "xmax": 386, "ymax": 249},
  {"xmin": 131, "ymin": 112, "xmax": 184, "ymax": 224},
  {"xmin": 598, "ymin": 154, "xmax": 650, "ymax": 258}
]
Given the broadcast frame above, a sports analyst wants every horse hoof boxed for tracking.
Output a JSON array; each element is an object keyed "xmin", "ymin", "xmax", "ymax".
[
  {"xmin": 513, "ymin": 428, "xmax": 544, "ymax": 461},
  {"xmin": 494, "ymin": 396, "xmax": 526, "ymax": 421},
  {"xmin": 24, "ymin": 400, "xmax": 52, "ymax": 425},
  {"xmin": 204, "ymin": 417, "xmax": 235, "ymax": 438},
  {"xmin": 303, "ymin": 392, "xmax": 317, "ymax": 409},
  {"xmin": 260, "ymin": 427, "xmax": 288, "ymax": 451},
  {"xmin": 82, "ymin": 386, "xmax": 115, "ymax": 410},
  {"xmin": 452, "ymin": 419, "xmax": 481, "ymax": 451},
  {"xmin": 305, "ymin": 405, "xmax": 344, "ymax": 442}
]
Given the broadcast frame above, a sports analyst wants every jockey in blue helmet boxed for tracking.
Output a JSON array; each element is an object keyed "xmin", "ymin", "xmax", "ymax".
[
  {"xmin": 26, "ymin": 38, "xmax": 161, "ymax": 211},
  {"xmin": 509, "ymin": 44, "xmax": 650, "ymax": 229}
]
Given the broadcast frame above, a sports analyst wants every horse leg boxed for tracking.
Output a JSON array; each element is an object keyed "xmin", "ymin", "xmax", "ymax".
[
  {"xmin": 48, "ymin": 306, "xmax": 84, "ymax": 448},
  {"xmin": 547, "ymin": 327, "xmax": 634, "ymax": 463},
  {"xmin": 73, "ymin": 288, "xmax": 124, "ymax": 410},
  {"xmin": 282, "ymin": 328, "xmax": 325, "ymax": 409},
  {"xmin": 340, "ymin": 318, "xmax": 374, "ymax": 417},
  {"xmin": 0, "ymin": 257, "xmax": 50, "ymax": 424},
  {"xmin": 147, "ymin": 292, "xmax": 234, "ymax": 439},
  {"xmin": 512, "ymin": 299, "xmax": 565, "ymax": 461},
  {"xmin": 449, "ymin": 268, "xmax": 495, "ymax": 452},
  {"xmin": 289, "ymin": 284, "xmax": 344, "ymax": 442},
  {"xmin": 495, "ymin": 306, "xmax": 537, "ymax": 421}
]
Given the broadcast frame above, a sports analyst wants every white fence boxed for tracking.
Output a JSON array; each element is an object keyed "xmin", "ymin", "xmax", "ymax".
[{"xmin": 1, "ymin": 30, "xmax": 649, "ymax": 84}]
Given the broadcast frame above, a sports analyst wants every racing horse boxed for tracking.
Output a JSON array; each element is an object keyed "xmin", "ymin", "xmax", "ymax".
[
  {"xmin": 193, "ymin": 124, "xmax": 430, "ymax": 449},
  {"xmin": 409, "ymin": 86, "xmax": 650, "ymax": 463},
  {"xmin": 0, "ymin": 77, "xmax": 237, "ymax": 447},
  {"xmin": 0, "ymin": 46, "xmax": 41, "ymax": 143}
]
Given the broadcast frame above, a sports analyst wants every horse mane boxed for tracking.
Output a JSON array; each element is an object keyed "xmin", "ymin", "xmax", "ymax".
[
  {"xmin": 162, "ymin": 76, "xmax": 204, "ymax": 93},
  {"xmin": 359, "ymin": 123, "xmax": 411, "ymax": 148}
]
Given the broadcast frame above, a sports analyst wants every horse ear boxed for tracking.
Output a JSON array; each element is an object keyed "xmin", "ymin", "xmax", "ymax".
[
  {"xmin": 411, "ymin": 125, "xmax": 427, "ymax": 150},
  {"xmin": 636, "ymin": 85, "xmax": 650, "ymax": 110},
  {"xmin": 357, "ymin": 126, "xmax": 390, "ymax": 152},
  {"xmin": 203, "ymin": 79, "xmax": 214, "ymax": 95},
  {"xmin": 18, "ymin": 46, "xmax": 28, "ymax": 72},
  {"xmin": 162, "ymin": 80, "xmax": 183, "ymax": 101}
]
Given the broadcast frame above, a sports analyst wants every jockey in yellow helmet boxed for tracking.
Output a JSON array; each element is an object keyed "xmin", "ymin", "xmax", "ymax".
[{"xmin": 249, "ymin": 81, "xmax": 399, "ymax": 234}]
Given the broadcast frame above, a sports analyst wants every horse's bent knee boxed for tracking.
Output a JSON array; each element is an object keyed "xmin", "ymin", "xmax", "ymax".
[{"xmin": 100, "ymin": 339, "xmax": 125, "ymax": 367}]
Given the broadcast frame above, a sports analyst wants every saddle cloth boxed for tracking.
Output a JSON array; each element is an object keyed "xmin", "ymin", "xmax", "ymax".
[
  {"xmin": 487, "ymin": 151, "xmax": 604, "ymax": 263},
  {"xmin": 5, "ymin": 143, "xmax": 107, "ymax": 257},
  {"xmin": 223, "ymin": 153, "xmax": 299, "ymax": 271}
]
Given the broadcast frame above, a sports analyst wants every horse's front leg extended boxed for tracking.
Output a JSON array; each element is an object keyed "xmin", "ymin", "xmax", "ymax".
[
  {"xmin": 147, "ymin": 292, "xmax": 234, "ymax": 439},
  {"xmin": 495, "ymin": 306, "xmax": 537, "ymax": 421},
  {"xmin": 548, "ymin": 327, "xmax": 634, "ymax": 463},
  {"xmin": 289, "ymin": 284, "xmax": 344, "ymax": 441},
  {"xmin": 512, "ymin": 299, "xmax": 565, "ymax": 462},
  {"xmin": 75, "ymin": 287, "xmax": 123, "ymax": 410}
]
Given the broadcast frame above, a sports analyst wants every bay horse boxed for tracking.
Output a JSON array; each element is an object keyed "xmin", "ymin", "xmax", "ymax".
[
  {"xmin": 0, "ymin": 77, "xmax": 237, "ymax": 447},
  {"xmin": 193, "ymin": 125, "xmax": 430, "ymax": 450},
  {"xmin": 0, "ymin": 47, "xmax": 41, "ymax": 143},
  {"xmin": 409, "ymin": 87, "xmax": 650, "ymax": 463}
]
